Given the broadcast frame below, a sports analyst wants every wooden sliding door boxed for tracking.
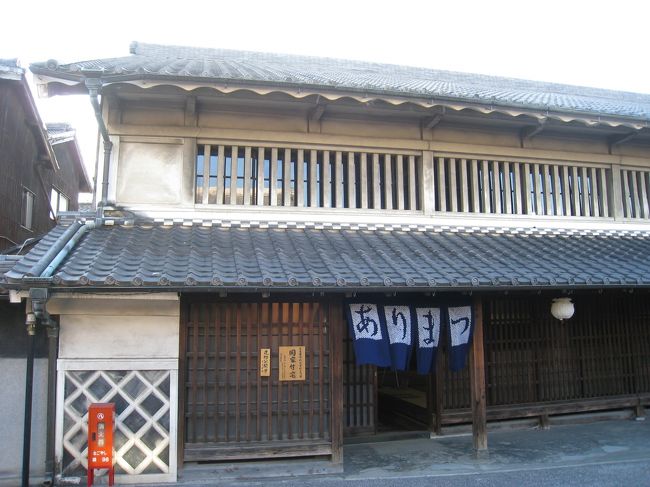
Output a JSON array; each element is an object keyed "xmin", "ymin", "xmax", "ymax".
[{"xmin": 180, "ymin": 298, "xmax": 343, "ymax": 462}]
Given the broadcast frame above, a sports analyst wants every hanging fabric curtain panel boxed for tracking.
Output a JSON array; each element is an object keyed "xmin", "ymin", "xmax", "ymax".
[{"xmin": 346, "ymin": 299, "xmax": 474, "ymax": 373}]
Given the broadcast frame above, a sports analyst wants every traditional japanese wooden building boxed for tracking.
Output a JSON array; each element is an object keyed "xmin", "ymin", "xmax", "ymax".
[{"xmin": 3, "ymin": 42, "xmax": 650, "ymax": 484}]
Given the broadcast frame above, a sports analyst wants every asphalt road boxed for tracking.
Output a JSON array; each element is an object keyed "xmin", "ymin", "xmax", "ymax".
[{"xmin": 215, "ymin": 459, "xmax": 650, "ymax": 487}]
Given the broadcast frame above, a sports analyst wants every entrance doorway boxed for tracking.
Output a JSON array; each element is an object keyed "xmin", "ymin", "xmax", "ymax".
[{"xmin": 343, "ymin": 330, "xmax": 432, "ymax": 439}]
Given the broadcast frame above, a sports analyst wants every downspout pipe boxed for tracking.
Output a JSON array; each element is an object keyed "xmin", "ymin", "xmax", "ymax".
[
  {"xmin": 21, "ymin": 311, "xmax": 36, "ymax": 487},
  {"xmin": 84, "ymin": 76, "xmax": 113, "ymax": 210}
]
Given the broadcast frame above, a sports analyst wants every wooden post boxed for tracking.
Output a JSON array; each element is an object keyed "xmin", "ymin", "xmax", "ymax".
[
  {"xmin": 470, "ymin": 295, "xmax": 487, "ymax": 451},
  {"xmin": 431, "ymin": 349, "xmax": 444, "ymax": 436},
  {"xmin": 329, "ymin": 300, "xmax": 344, "ymax": 464}
]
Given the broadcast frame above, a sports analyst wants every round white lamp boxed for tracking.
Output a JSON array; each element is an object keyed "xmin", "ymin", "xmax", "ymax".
[{"xmin": 551, "ymin": 297, "xmax": 574, "ymax": 321}]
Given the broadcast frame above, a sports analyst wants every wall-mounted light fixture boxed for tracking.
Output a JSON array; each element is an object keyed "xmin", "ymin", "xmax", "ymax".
[{"xmin": 551, "ymin": 297, "xmax": 574, "ymax": 321}]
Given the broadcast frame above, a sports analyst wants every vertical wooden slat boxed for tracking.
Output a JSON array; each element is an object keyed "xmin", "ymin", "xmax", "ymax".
[
  {"xmin": 283, "ymin": 148, "xmax": 292, "ymax": 206},
  {"xmin": 503, "ymin": 162, "xmax": 512, "ymax": 214},
  {"xmin": 562, "ymin": 165, "xmax": 571, "ymax": 216},
  {"xmin": 330, "ymin": 301, "xmax": 344, "ymax": 464},
  {"xmin": 408, "ymin": 155, "xmax": 417, "ymax": 210},
  {"xmin": 216, "ymin": 145, "xmax": 226, "ymax": 204},
  {"xmin": 533, "ymin": 164, "xmax": 543, "ymax": 215},
  {"xmin": 638, "ymin": 171, "xmax": 650, "ymax": 219},
  {"xmin": 599, "ymin": 168, "xmax": 609, "ymax": 217},
  {"xmin": 298, "ymin": 303, "xmax": 305, "ymax": 439},
  {"xmin": 224, "ymin": 304, "xmax": 230, "ymax": 441},
  {"xmin": 360, "ymin": 153, "xmax": 369, "ymax": 209},
  {"xmin": 552, "ymin": 165, "xmax": 562, "ymax": 215},
  {"xmin": 631, "ymin": 170, "xmax": 641, "ymax": 219},
  {"xmin": 323, "ymin": 150, "xmax": 331, "ymax": 208},
  {"xmin": 243, "ymin": 146, "xmax": 252, "ymax": 205},
  {"xmin": 437, "ymin": 157, "xmax": 447, "ymax": 211},
  {"xmin": 481, "ymin": 160, "xmax": 490, "ymax": 213},
  {"xmin": 346, "ymin": 152, "xmax": 356, "ymax": 208},
  {"xmin": 513, "ymin": 162, "xmax": 522, "ymax": 214},
  {"xmin": 318, "ymin": 304, "xmax": 325, "ymax": 437},
  {"xmin": 229, "ymin": 145, "xmax": 239, "ymax": 205},
  {"xmin": 581, "ymin": 166, "xmax": 590, "ymax": 216},
  {"xmin": 308, "ymin": 304, "xmax": 315, "ymax": 438},
  {"xmin": 256, "ymin": 147, "xmax": 265, "ymax": 206},
  {"xmin": 460, "ymin": 159, "xmax": 469, "ymax": 212},
  {"xmin": 267, "ymin": 304, "xmax": 273, "ymax": 439},
  {"xmin": 492, "ymin": 160, "xmax": 502, "ymax": 214},
  {"xmin": 202, "ymin": 304, "xmax": 209, "ymax": 440},
  {"xmin": 621, "ymin": 170, "xmax": 631, "ymax": 217},
  {"xmin": 542, "ymin": 164, "xmax": 553, "ymax": 215},
  {"xmin": 269, "ymin": 148, "xmax": 278, "ymax": 206},
  {"xmin": 395, "ymin": 155, "xmax": 404, "ymax": 210},
  {"xmin": 383, "ymin": 154, "xmax": 393, "ymax": 210},
  {"xmin": 256, "ymin": 303, "xmax": 262, "ymax": 441},
  {"xmin": 287, "ymin": 304, "xmax": 294, "ymax": 440},
  {"xmin": 309, "ymin": 150, "xmax": 318, "ymax": 207},
  {"xmin": 421, "ymin": 151, "xmax": 435, "ymax": 214},
  {"xmin": 372, "ymin": 153, "xmax": 381, "ymax": 209},
  {"xmin": 202, "ymin": 144, "xmax": 211, "ymax": 205},
  {"xmin": 522, "ymin": 163, "xmax": 532, "ymax": 214},
  {"xmin": 335, "ymin": 151, "xmax": 344, "ymax": 208},
  {"xmin": 449, "ymin": 158, "xmax": 458, "ymax": 212},
  {"xmin": 591, "ymin": 168, "xmax": 601, "ymax": 218},
  {"xmin": 471, "ymin": 160, "xmax": 480, "ymax": 213},
  {"xmin": 296, "ymin": 149, "xmax": 305, "ymax": 207},
  {"xmin": 571, "ymin": 166, "xmax": 581, "ymax": 216},
  {"xmin": 190, "ymin": 303, "xmax": 199, "ymax": 442},
  {"xmin": 235, "ymin": 304, "xmax": 241, "ymax": 442}
]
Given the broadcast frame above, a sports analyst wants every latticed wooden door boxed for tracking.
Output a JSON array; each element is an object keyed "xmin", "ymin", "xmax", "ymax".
[{"xmin": 181, "ymin": 299, "xmax": 339, "ymax": 461}]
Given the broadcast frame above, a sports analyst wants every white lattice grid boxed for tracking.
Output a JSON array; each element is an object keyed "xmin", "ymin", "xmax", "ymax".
[{"xmin": 61, "ymin": 369, "xmax": 171, "ymax": 477}]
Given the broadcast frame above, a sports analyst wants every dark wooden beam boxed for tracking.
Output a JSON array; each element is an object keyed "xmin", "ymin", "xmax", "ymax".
[
  {"xmin": 469, "ymin": 295, "xmax": 487, "ymax": 451},
  {"xmin": 330, "ymin": 300, "xmax": 344, "ymax": 464}
]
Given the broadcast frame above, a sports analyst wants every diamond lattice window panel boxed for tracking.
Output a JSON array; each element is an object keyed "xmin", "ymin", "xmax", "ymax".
[{"xmin": 62, "ymin": 370, "xmax": 171, "ymax": 477}]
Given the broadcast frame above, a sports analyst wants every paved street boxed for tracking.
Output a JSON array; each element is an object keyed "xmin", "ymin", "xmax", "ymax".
[{"xmin": 132, "ymin": 417, "xmax": 650, "ymax": 487}]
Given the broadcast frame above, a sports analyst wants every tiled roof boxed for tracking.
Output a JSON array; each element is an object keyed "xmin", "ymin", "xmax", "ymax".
[
  {"xmin": 5, "ymin": 222, "xmax": 650, "ymax": 290},
  {"xmin": 0, "ymin": 255, "xmax": 22, "ymax": 286},
  {"xmin": 29, "ymin": 42, "xmax": 650, "ymax": 124}
]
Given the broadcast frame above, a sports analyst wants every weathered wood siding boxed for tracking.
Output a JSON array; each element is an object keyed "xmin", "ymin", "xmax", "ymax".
[{"xmin": 439, "ymin": 293, "xmax": 650, "ymax": 423}]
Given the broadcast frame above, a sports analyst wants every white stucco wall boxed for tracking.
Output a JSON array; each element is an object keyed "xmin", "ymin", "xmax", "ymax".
[
  {"xmin": 0, "ymin": 358, "xmax": 48, "ymax": 487},
  {"xmin": 47, "ymin": 293, "xmax": 180, "ymax": 484}
]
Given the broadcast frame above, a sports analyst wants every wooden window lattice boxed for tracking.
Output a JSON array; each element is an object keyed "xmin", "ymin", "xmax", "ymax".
[
  {"xmin": 195, "ymin": 144, "xmax": 421, "ymax": 211},
  {"xmin": 432, "ymin": 157, "xmax": 611, "ymax": 218}
]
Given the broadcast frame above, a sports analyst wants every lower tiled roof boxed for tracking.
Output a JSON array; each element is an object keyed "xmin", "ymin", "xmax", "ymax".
[{"xmin": 5, "ymin": 222, "xmax": 650, "ymax": 290}]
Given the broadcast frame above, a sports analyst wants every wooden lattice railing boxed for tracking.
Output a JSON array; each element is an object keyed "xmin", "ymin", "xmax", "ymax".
[
  {"xmin": 195, "ymin": 144, "xmax": 421, "ymax": 210},
  {"xmin": 195, "ymin": 143, "xmax": 650, "ymax": 221},
  {"xmin": 620, "ymin": 167, "xmax": 650, "ymax": 219},
  {"xmin": 431, "ymin": 157, "xmax": 611, "ymax": 217}
]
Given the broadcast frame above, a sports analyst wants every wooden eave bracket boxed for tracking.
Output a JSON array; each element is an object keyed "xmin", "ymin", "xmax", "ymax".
[
  {"xmin": 309, "ymin": 96, "xmax": 326, "ymax": 122},
  {"xmin": 519, "ymin": 118, "xmax": 547, "ymax": 147},
  {"xmin": 421, "ymin": 107, "xmax": 446, "ymax": 130},
  {"xmin": 608, "ymin": 129, "xmax": 643, "ymax": 154}
]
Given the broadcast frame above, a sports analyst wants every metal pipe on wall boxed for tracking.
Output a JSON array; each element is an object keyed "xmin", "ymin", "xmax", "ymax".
[{"xmin": 21, "ymin": 312, "xmax": 36, "ymax": 487}]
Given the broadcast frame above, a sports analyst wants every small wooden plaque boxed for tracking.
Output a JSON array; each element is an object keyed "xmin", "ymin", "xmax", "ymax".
[
  {"xmin": 260, "ymin": 348, "xmax": 271, "ymax": 377},
  {"xmin": 279, "ymin": 346, "xmax": 306, "ymax": 381}
]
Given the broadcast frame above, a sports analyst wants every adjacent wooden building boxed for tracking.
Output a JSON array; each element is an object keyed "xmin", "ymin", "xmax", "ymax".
[{"xmin": 3, "ymin": 43, "xmax": 650, "ymax": 484}]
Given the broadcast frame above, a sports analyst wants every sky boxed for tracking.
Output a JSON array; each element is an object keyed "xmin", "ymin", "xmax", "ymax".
[{"xmin": 2, "ymin": 0, "xmax": 649, "ymax": 188}]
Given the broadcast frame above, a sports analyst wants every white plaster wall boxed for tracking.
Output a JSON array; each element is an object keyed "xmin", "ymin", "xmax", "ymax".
[
  {"xmin": 0, "ymin": 358, "xmax": 48, "ymax": 487},
  {"xmin": 48, "ymin": 293, "xmax": 180, "ymax": 360}
]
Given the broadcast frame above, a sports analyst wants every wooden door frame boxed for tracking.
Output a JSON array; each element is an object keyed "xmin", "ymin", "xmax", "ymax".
[{"xmin": 177, "ymin": 293, "xmax": 344, "ymax": 465}]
